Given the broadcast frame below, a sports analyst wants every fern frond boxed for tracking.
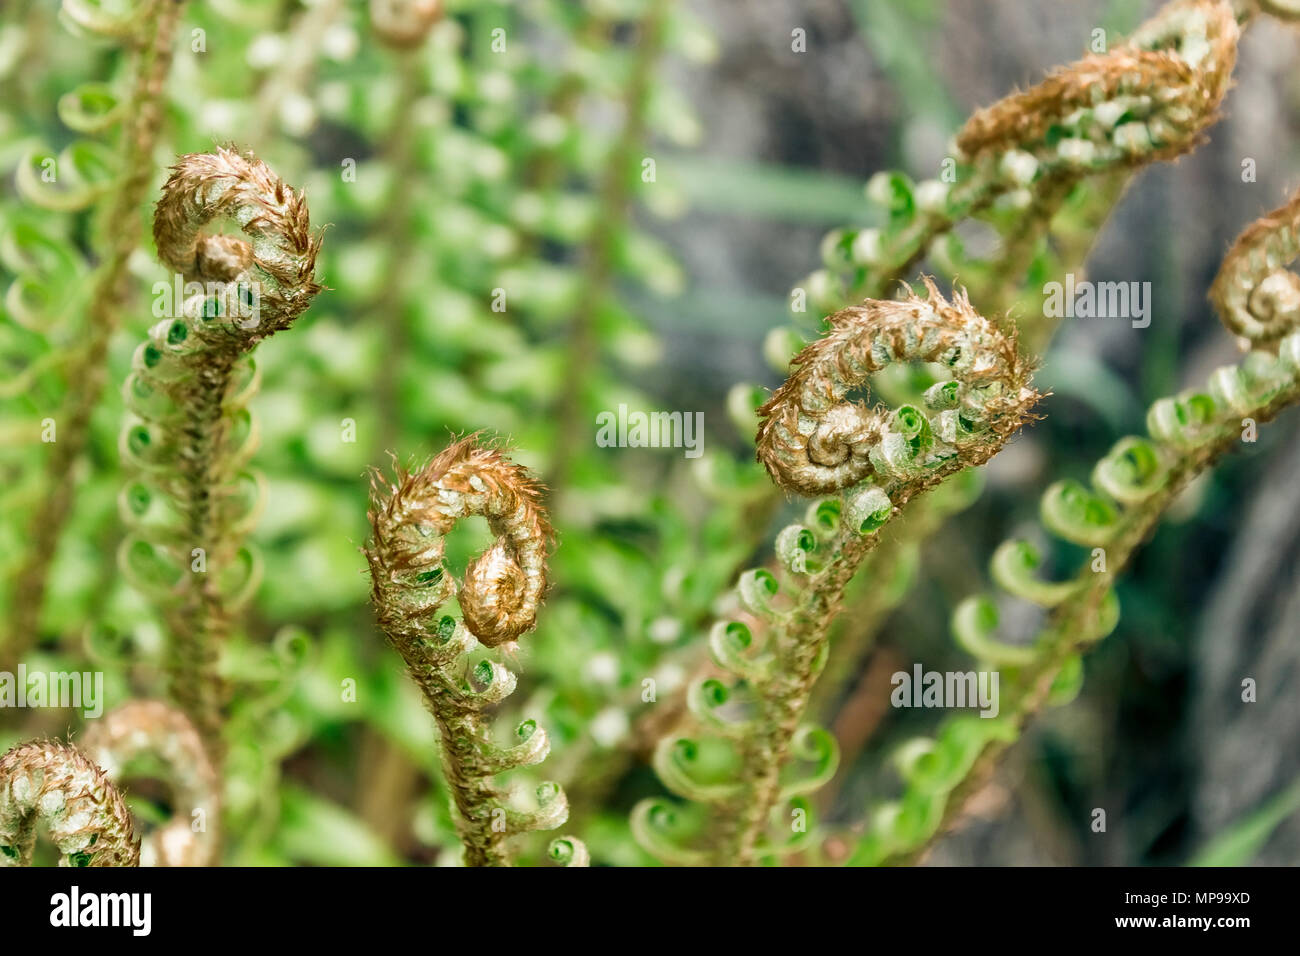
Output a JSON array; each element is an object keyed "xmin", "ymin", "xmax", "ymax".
[
  {"xmin": 858, "ymin": 184, "xmax": 1300, "ymax": 866},
  {"xmin": 0, "ymin": 742, "xmax": 140, "ymax": 867},
  {"xmin": 80, "ymin": 701, "xmax": 220, "ymax": 867},
  {"xmin": 120, "ymin": 147, "xmax": 323, "ymax": 762},
  {"xmin": 365, "ymin": 436, "xmax": 568, "ymax": 866},
  {"xmin": 637, "ymin": 280, "xmax": 1041, "ymax": 865},
  {"xmin": 3, "ymin": 0, "xmax": 186, "ymax": 669}
]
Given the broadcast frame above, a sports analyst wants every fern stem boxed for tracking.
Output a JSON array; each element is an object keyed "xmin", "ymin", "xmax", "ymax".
[
  {"xmin": 3, "ymin": 0, "xmax": 185, "ymax": 668},
  {"xmin": 365, "ymin": 437, "xmax": 569, "ymax": 866},
  {"xmin": 122, "ymin": 148, "xmax": 323, "ymax": 764},
  {"xmin": 886, "ymin": 392, "xmax": 1300, "ymax": 866}
]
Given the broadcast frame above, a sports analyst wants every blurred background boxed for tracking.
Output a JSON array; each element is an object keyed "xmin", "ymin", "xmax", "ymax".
[{"xmin": 2, "ymin": 0, "xmax": 1299, "ymax": 865}]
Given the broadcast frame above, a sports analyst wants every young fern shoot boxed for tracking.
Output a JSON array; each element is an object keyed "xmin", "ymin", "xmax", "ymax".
[
  {"xmin": 810, "ymin": 0, "xmax": 1238, "ymax": 322},
  {"xmin": 120, "ymin": 148, "xmax": 323, "ymax": 762},
  {"xmin": 0, "ymin": 743, "xmax": 140, "ymax": 867},
  {"xmin": 635, "ymin": 280, "xmax": 1041, "ymax": 865},
  {"xmin": 857, "ymin": 185, "xmax": 1300, "ymax": 866},
  {"xmin": 751, "ymin": 0, "xmax": 1244, "ymax": 721},
  {"xmin": 80, "ymin": 701, "xmax": 220, "ymax": 867},
  {"xmin": 365, "ymin": 436, "xmax": 575, "ymax": 866}
]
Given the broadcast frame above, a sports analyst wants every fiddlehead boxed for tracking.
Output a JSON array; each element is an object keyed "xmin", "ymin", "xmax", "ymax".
[
  {"xmin": 80, "ymin": 701, "xmax": 220, "ymax": 867},
  {"xmin": 807, "ymin": 0, "xmax": 1238, "ymax": 320},
  {"xmin": 856, "ymin": 186, "xmax": 1300, "ymax": 867},
  {"xmin": 546, "ymin": 835, "xmax": 590, "ymax": 867},
  {"xmin": 955, "ymin": 0, "xmax": 1235, "ymax": 169},
  {"xmin": 365, "ymin": 436, "xmax": 567, "ymax": 866},
  {"xmin": 0, "ymin": 742, "xmax": 140, "ymax": 867},
  {"xmin": 769, "ymin": 0, "xmax": 1246, "ymax": 763},
  {"xmin": 1210, "ymin": 188, "xmax": 1300, "ymax": 346},
  {"xmin": 120, "ymin": 147, "xmax": 323, "ymax": 762},
  {"xmin": 756, "ymin": 278, "xmax": 1036, "ymax": 495},
  {"xmin": 636, "ymin": 280, "xmax": 1040, "ymax": 865}
]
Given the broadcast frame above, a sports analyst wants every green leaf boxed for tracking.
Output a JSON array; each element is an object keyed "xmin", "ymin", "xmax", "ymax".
[
  {"xmin": 1189, "ymin": 779, "xmax": 1300, "ymax": 867},
  {"xmin": 273, "ymin": 785, "xmax": 402, "ymax": 867}
]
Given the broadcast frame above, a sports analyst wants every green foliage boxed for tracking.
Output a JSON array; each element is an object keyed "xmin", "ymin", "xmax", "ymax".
[{"xmin": 1, "ymin": 0, "xmax": 1298, "ymax": 869}]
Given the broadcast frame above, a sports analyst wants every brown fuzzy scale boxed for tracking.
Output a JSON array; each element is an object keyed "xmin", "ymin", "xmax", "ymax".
[
  {"xmin": 0, "ymin": 743, "xmax": 140, "ymax": 867},
  {"xmin": 1210, "ymin": 186, "xmax": 1300, "ymax": 346},
  {"xmin": 154, "ymin": 146, "xmax": 323, "ymax": 338},
  {"xmin": 80, "ymin": 702, "xmax": 220, "ymax": 867},
  {"xmin": 366, "ymin": 436, "xmax": 552, "ymax": 649},
  {"xmin": 956, "ymin": 0, "xmax": 1237, "ymax": 165},
  {"xmin": 756, "ymin": 278, "xmax": 1038, "ymax": 496}
]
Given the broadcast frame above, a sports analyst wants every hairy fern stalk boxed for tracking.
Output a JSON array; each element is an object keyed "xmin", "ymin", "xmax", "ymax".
[
  {"xmin": 635, "ymin": 281, "xmax": 1041, "ymax": 865},
  {"xmin": 365, "ymin": 436, "xmax": 580, "ymax": 866},
  {"xmin": 120, "ymin": 148, "xmax": 322, "ymax": 762}
]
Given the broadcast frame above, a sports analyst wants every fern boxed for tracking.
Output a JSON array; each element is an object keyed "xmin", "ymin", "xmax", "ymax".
[
  {"xmin": 635, "ymin": 280, "xmax": 1041, "ymax": 865},
  {"xmin": 79, "ymin": 700, "xmax": 219, "ymax": 867},
  {"xmin": 855, "ymin": 183, "xmax": 1300, "ymax": 866},
  {"xmin": 2, "ymin": 0, "xmax": 1299, "ymax": 874},
  {"xmin": 0, "ymin": 741, "xmax": 140, "ymax": 867},
  {"xmin": 120, "ymin": 147, "xmax": 322, "ymax": 761},
  {"xmin": 364, "ymin": 436, "xmax": 576, "ymax": 866},
  {"xmin": 3, "ymin": 0, "xmax": 186, "ymax": 666}
]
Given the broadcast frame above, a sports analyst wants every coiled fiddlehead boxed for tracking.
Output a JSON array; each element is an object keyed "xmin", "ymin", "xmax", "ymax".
[
  {"xmin": 807, "ymin": 0, "xmax": 1238, "ymax": 323},
  {"xmin": 546, "ymin": 835, "xmax": 590, "ymax": 867},
  {"xmin": 1210, "ymin": 188, "xmax": 1300, "ymax": 346},
  {"xmin": 757, "ymin": 279, "xmax": 1037, "ymax": 496},
  {"xmin": 365, "ymin": 436, "xmax": 568, "ymax": 866},
  {"xmin": 3, "ymin": 0, "xmax": 186, "ymax": 669},
  {"xmin": 855, "ymin": 186, "xmax": 1300, "ymax": 867},
  {"xmin": 636, "ymin": 280, "xmax": 1040, "ymax": 865},
  {"xmin": 956, "ymin": 1, "xmax": 1235, "ymax": 168},
  {"xmin": 120, "ymin": 147, "xmax": 323, "ymax": 762},
  {"xmin": 80, "ymin": 701, "xmax": 220, "ymax": 867},
  {"xmin": 744, "ymin": 0, "xmax": 1244, "ymax": 737},
  {"xmin": 0, "ymin": 742, "xmax": 140, "ymax": 867}
]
